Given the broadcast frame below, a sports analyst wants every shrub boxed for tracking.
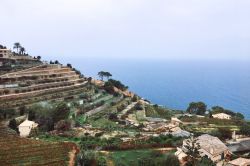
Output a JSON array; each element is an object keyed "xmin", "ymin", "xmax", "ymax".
[
  {"xmin": 19, "ymin": 106, "xmax": 26, "ymax": 116},
  {"xmin": 135, "ymin": 103, "xmax": 144, "ymax": 110},
  {"xmin": 218, "ymin": 128, "xmax": 232, "ymax": 140},
  {"xmin": 55, "ymin": 120, "xmax": 71, "ymax": 131},
  {"xmin": 8, "ymin": 119, "xmax": 18, "ymax": 133},
  {"xmin": 53, "ymin": 102, "xmax": 70, "ymax": 123},
  {"xmin": 132, "ymin": 95, "xmax": 139, "ymax": 102},
  {"xmin": 97, "ymin": 156, "xmax": 107, "ymax": 166},
  {"xmin": 3, "ymin": 89, "xmax": 10, "ymax": 94},
  {"xmin": 240, "ymin": 123, "xmax": 250, "ymax": 136},
  {"xmin": 163, "ymin": 154, "xmax": 180, "ymax": 166},
  {"xmin": 14, "ymin": 89, "xmax": 20, "ymax": 93}
]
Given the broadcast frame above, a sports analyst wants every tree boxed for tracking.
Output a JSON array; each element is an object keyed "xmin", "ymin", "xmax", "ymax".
[
  {"xmin": 67, "ymin": 63, "xmax": 72, "ymax": 68},
  {"xmin": 211, "ymin": 106, "xmax": 235, "ymax": 116},
  {"xmin": 55, "ymin": 120, "xmax": 71, "ymax": 131},
  {"xmin": 184, "ymin": 136, "xmax": 201, "ymax": 166},
  {"xmin": 104, "ymin": 72, "xmax": 112, "ymax": 80},
  {"xmin": 217, "ymin": 128, "xmax": 232, "ymax": 140},
  {"xmin": 13, "ymin": 42, "xmax": 21, "ymax": 53},
  {"xmin": 28, "ymin": 110, "xmax": 36, "ymax": 121},
  {"xmin": 98, "ymin": 71, "xmax": 105, "ymax": 81},
  {"xmin": 132, "ymin": 95, "xmax": 139, "ymax": 102},
  {"xmin": 37, "ymin": 56, "xmax": 41, "ymax": 60},
  {"xmin": 8, "ymin": 119, "xmax": 18, "ymax": 133},
  {"xmin": 54, "ymin": 60, "xmax": 59, "ymax": 64},
  {"xmin": 105, "ymin": 79, "xmax": 128, "ymax": 91},
  {"xmin": 98, "ymin": 71, "xmax": 112, "ymax": 81},
  {"xmin": 186, "ymin": 102, "xmax": 207, "ymax": 115},
  {"xmin": 208, "ymin": 111, "xmax": 213, "ymax": 118},
  {"xmin": 211, "ymin": 106, "xmax": 224, "ymax": 114},
  {"xmin": 87, "ymin": 77, "xmax": 92, "ymax": 83},
  {"xmin": 240, "ymin": 123, "xmax": 250, "ymax": 136},
  {"xmin": 52, "ymin": 102, "xmax": 70, "ymax": 123},
  {"xmin": 27, "ymin": 104, "xmax": 54, "ymax": 131},
  {"xmin": 20, "ymin": 47, "xmax": 26, "ymax": 55},
  {"xmin": 19, "ymin": 106, "xmax": 26, "ymax": 116},
  {"xmin": 235, "ymin": 112, "xmax": 244, "ymax": 120}
]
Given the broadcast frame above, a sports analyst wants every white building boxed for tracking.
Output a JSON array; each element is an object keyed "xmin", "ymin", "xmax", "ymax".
[
  {"xmin": 212, "ymin": 113, "xmax": 231, "ymax": 120},
  {"xmin": 18, "ymin": 120, "xmax": 38, "ymax": 137},
  {"xmin": 0, "ymin": 48, "xmax": 13, "ymax": 59}
]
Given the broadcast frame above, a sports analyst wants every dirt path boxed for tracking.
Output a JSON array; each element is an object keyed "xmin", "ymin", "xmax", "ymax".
[{"xmin": 68, "ymin": 147, "xmax": 78, "ymax": 166}]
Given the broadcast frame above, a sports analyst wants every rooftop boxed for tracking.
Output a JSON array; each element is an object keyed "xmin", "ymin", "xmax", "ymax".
[
  {"xmin": 197, "ymin": 134, "xmax": 229, "ymax": 156},
  {"xmin": 19, "ymin": 119, "xmax": 38, "ymax": 127}
]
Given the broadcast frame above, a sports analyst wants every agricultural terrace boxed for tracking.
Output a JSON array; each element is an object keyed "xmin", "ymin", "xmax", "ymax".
[{"xmin": 0, "ymin": 125, "xmax": 78, "ymax": 166}]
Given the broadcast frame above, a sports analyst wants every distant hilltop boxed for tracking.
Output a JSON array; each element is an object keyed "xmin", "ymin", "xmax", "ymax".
[{"xmin": 0, "ymin": 43, "xmax": 42, "ymax": 74}]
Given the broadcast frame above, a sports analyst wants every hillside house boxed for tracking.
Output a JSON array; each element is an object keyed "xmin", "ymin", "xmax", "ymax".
[
  {"xmin": 0, "ymin": 48, "xmax": 13, "ymax": 59},
  {"xmin": 176, "ymin": 134, "xmax": 231, "ymax": 163},
  {"xmin": 196, "ymin": 134, "xmax": 231, "ymax": 162},
  {"xmin": 18, "ymin": 119, "xmax": 38, "ymax": 137},
  {"xmin": 227, "ymin": 157, "xmax": 250, "ymax": 166},
  {"xmin": 212, "ymin": 113, "xmax": 231, "ymax": 120},
  {"xmin": 0, "ymin": 47, "xmax": 13, "ymax": 66}
]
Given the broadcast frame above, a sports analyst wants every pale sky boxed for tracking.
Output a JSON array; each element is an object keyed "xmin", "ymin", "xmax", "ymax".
[{"xmin": 0, "ymin": 0, "xmax": 250, "ymax": 61}]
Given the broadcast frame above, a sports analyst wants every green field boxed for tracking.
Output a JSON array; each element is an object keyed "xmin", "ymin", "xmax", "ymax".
[{"xmin": 107, "ymin": 149, "xmax": 174, "ymax": 166}]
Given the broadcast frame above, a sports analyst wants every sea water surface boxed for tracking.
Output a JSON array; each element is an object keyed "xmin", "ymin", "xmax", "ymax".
[{"xmin": 67, "ymin": 58, "xmax": 250, "ymax": 119}]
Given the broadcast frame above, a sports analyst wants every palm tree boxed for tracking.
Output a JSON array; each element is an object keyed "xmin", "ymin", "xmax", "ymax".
[
  {"xmin": 13, "ymin": 42, "xmax": 21, "ymax": 54},
  {"xmin": 20, "ymin": 47, "xmax": 25, "ymax": 55}
]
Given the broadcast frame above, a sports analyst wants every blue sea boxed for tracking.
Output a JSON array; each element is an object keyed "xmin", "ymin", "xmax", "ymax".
[{"xmin": 66, "ymin": 58, "xmax": 250, "ymax": 119}]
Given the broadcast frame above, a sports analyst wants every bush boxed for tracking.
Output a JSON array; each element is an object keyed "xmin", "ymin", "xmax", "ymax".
[
  {"xmin": 218, "ymin": 128, "xmax": 232, "ymax": 140},
  {"xmin": 8, "ymin": 119, "xmax": 18, "ymax": 133},
  {"xmin": 3, "ymin": 89, "xmax": 10, "ymax": 94},
  {"xmin": 135, "ymin": 103, "xmax": 144, "ymax": 110},
  {"xmin": 132, "ymin": 95, "xmax": 139, "ymax": 102},
  {"xmin": 14, "ymin": 89, "xmax": 20, "ymax": 93},
  {"xmin": 240, "ymin": 123, "xmax": 250, "ymax": 136},
  {"xmin": 211, "ymin": 128, "xmax": 232, "ymax": 140},
  {"xmin": 104, "ymin": 79, "xmax": 128, "ymax": 92},
  {"xmin": 97, "ymin": 156, "xmax": 107, "ymax": 166},
  {"xmin": 55, "ymin": 120, "xmax": 71, "ymax": 131},
  {"xmin": 19, "ymin": 106, "xmax": 26, "ymax": 116},
  {"xmin": 163, "ymin": 154, "xmax": 180, "ymax": 166},
  {"xmin": 53, "ymin": 102, "xmax": 70, "ymax": 123}
]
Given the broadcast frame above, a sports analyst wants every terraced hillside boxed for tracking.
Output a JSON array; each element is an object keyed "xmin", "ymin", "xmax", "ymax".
[
  {"xmin": 0, "ymin": 64, "xmax": 88, "ymax": 109},
  {"xmin": 0, "ymin": 57, "xmax": 42, "ymax": 75},
  {"xmin": 0, "ymin": 125, "xmax": 78, "ymax": 166}
]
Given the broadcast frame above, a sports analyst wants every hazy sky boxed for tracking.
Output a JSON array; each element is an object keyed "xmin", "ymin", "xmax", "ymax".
[{"xmin": 1, "ymin": 0, "xmax": 250, "ymax": 61}]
